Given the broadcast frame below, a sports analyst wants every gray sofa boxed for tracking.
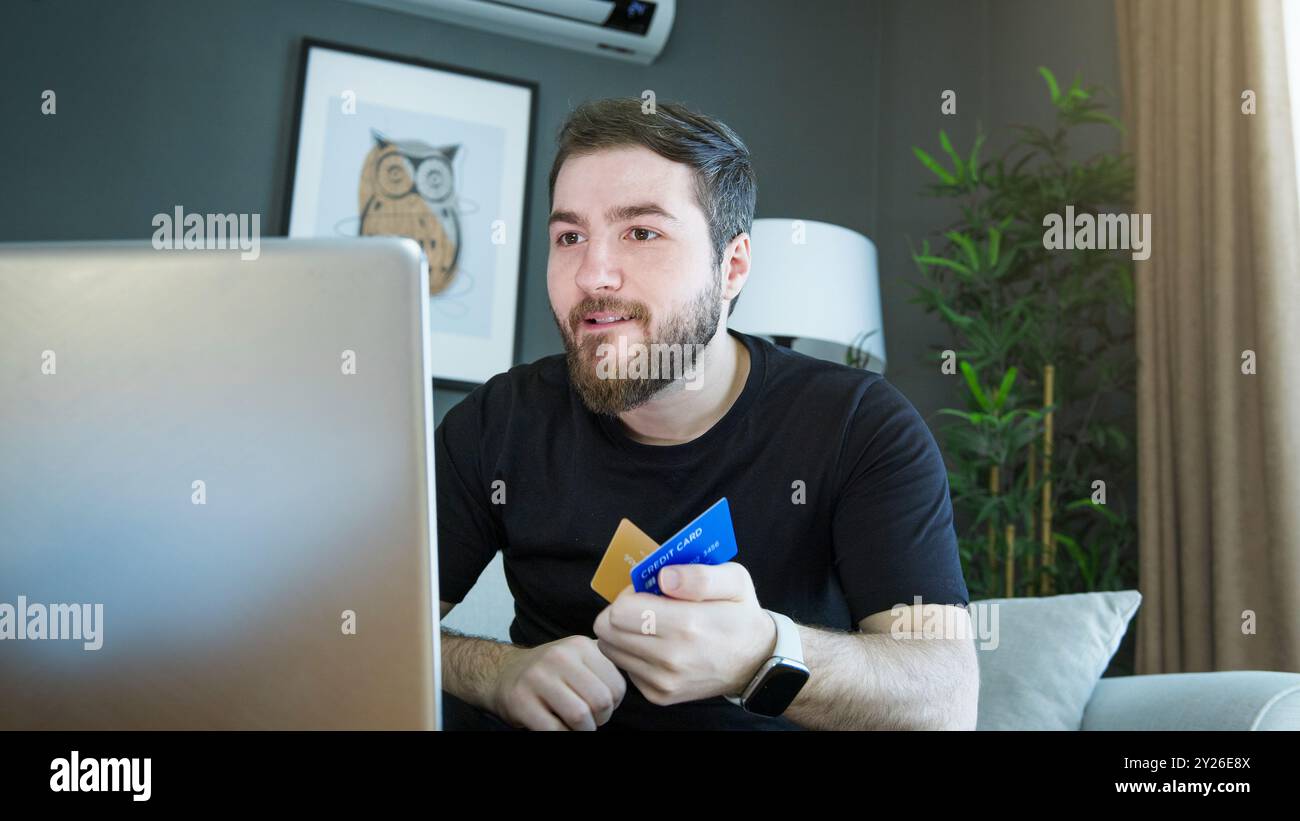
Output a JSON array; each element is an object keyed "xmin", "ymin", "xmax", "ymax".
[
  {"xmin": 1081, "ymin": 670, "xmax": 1300, "ymax": 730},
  {"xmin": 442, "ymin": 556, "xmax": 1300, "ymax": 730}
]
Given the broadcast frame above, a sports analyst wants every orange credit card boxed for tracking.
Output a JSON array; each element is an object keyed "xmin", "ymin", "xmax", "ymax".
[{"xmin": 590, "ymin": 518, "xmax": 659, "ymax": 603}]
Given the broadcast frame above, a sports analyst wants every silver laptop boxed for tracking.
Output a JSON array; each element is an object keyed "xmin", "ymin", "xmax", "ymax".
[{"xmin": 0, "ymin": 238, "xmax": 441, "ymax": 729}]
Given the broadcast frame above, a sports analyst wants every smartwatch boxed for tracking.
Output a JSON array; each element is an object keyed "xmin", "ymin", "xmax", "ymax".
[{"xmin": 725, "ymin": 610, "xmax": 810, "ymax": 717}]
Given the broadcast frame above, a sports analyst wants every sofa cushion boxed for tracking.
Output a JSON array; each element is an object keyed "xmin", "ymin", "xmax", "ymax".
[{"xmin": 973, "ymin": 590, "xmax": 1141, "ymax": 730}]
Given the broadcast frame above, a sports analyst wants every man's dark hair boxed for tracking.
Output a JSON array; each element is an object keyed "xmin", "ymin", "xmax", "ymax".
[{"xmin": 547, "ymin": 97, "xmax": 756, "ymax": 317}]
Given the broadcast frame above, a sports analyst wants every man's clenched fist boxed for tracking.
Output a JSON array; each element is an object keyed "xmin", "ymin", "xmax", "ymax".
[{"xmin": 489, "ymin": 635, "xmax": 627, "ymax": 730}]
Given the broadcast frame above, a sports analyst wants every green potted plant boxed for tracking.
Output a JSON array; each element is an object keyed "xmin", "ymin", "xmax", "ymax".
[{"xmin": 907, "ymin": 68, "xmax": 1139, "ymax": 636}]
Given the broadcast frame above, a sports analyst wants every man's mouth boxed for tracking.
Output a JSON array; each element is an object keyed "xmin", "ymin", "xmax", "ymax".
[{"xmin": 580, "ymin": 311, "xmax": 640, "ymax": 331}]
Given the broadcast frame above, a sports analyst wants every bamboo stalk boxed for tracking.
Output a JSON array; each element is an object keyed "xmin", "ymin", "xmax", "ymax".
[
  {"xmin": 1040, "ymin": 364, "xmax": 1055, "ymax": 595},
  {"xmin": 1026, "ymin": 441, "xmax": 1037, "ymax": 586},
  {"xmin": 987, "ymin": 465, "xmax": 1000, "ymax": 570},
  {"xmin": 1004, "ymin": 524, "xmax": 1016, "ymax": 597}
]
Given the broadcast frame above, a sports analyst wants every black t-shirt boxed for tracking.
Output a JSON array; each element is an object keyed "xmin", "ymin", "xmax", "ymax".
[{"xmin": 435, "ymin": 328, "xmax": 970, "ymax": 730}]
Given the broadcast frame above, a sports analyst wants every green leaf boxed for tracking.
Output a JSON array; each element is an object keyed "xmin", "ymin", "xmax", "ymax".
[
  {"xmin": 1074, "ymin": 110, "xmax": 1127, "ymax": 133},
  {"xmin": 1001, "ymin": 407, "xmax": 1043, "ymax": 422},
  {"xmin": 968, "ymin": 132, "xmax": 986, "ymax": 184},
  {"xmin": 1054, "ymin": 532, "xmax": 1093, "ymax": 589},
  {"xmin": 990, "ymin": 245, "xmax": 1019, "ymax": 279},
  {"xmin": 971, "ymin": 495, "xmax": 1002, "ymax": 529},
  {"xmin": 977, "ymin": 229, "xmax": 998, "ymax": 267},
  {"xmin": 939, "ymin": 130, "xmax": 965, "ymax": 182},
  {"xmin": 1067, "ymin": 73, "xmax": 1088, "ymax": 101},
  {"xmin": 994, "ymin": 366, "xmax": 1018, "ymax": 410},
  {"xmin": 936, "ymin": 302, "xmax": 975, "ymax": 329},
  {"xmin": 936, "ymin": 409, "xmax": 983, "ymax": 424},
  {"xmin": 959, "ymin": 360, "xmax": 992, "ymax": 412},
  {"xmin": 1038, "ymin": 66, "xmax": 1061, "ymax": 103},
  {"xmin": 1111, "ymin": 428, "xmax": 1129, "ymax": 451},
  {"xmin": 912, "ymin": 146, "xmax": 956, "ymax": 185},
  {"xmin": 914, "ymin": 254, "xmax": 975, "ymax": 280},
  {"xmin": 1065, "ymin": 498, "xmax": 1123, "ymax": 526},
  {"xmin": 945, "ymin": 230, "xmax": 981, "ymax": 272}
]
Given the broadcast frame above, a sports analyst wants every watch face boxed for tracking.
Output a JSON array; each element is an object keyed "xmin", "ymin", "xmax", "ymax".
[{"xmin": 746, "ymin": 661, "xmax": 810, "ymax": 717}]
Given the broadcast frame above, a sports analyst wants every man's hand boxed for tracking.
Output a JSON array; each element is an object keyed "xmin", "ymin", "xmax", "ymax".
[
  {"xmin": 592, "ymin": 562, "xmax": 776, "ymax": 706},
  {"xmin": 488, "ymin": 635, "xmax": 627, "ymax": 730}
]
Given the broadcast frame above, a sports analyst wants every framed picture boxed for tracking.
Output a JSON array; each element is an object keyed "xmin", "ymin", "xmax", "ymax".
[{"xmin": 283, "ymin": 39, "xmax": 536, "ymax": 390}]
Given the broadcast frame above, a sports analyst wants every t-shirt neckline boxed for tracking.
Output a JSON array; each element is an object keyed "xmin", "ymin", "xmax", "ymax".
[{"xmin": 592, "ymin": 328, "xmax": 767, "ymax": 464}]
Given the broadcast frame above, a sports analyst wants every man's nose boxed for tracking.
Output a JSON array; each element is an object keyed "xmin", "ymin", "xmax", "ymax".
[{"xmin": 573, "ymin": 237, "xmax": 622, "ymax": 293}]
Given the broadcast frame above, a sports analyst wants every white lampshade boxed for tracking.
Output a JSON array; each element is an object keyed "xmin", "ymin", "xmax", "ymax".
[{"xmin": 729, "ymin": 218, "xmax": 886, "ymax": 372}]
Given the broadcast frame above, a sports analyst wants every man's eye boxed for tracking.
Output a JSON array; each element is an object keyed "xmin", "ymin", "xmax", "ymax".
[
  {"xmin": 629, "ymin": 227, "xmax": 661, "ymax": 241},
  {"xmin": 555, "ymin": 231, "xmax": 581, "ymax": 247}
]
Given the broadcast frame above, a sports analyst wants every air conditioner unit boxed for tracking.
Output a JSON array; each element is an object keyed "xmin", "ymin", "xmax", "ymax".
[{"xmin": 347, "ymin": 0, "xmax": 676, "ymax": 65}]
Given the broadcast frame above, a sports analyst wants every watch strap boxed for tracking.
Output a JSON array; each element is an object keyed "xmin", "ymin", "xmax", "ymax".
[
  {"xmin": 768, "ymin": 610, "xmax": 803, "ymax": 663},
  {"xmin": 726, "ymin": 610, "xmax": 802, "ymax": 707}
]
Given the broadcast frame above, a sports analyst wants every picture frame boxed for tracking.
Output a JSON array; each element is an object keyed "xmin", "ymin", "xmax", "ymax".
[{"xmin": 283, "ymin": 38, "xmax": 536, "ymax": 390}]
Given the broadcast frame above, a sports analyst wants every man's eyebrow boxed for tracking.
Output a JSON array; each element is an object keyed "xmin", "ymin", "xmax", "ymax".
[
  {"xmin": 547, "ymin": 202, "xmax": 681, "ymax": 229},
  {"xmin": 547, "ymin": 209, "xmax": 586, "ymax": 229},
  {"xmin": 606, "ymin": 202, "xmax": 680, "ymax": 225}
]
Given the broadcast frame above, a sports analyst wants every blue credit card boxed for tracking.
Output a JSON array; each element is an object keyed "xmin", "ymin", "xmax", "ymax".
[{"xmin": 631, "ymin": 497, "xmax": 739, "ymax": 595}]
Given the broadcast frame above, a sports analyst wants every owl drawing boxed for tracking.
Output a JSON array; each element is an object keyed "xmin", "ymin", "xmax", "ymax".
[{"xmin": 358, "ymin": 129, "xmax": 462, "ymax": 295}]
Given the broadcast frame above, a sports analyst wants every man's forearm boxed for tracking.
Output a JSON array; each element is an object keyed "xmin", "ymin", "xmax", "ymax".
[
  {"xmin": 781, "ymin": 625, "xmax": 979, "ymax": 731},
  {"xmin": 440, "ymin": 628, "xmax": 524, "ymax": 712}
]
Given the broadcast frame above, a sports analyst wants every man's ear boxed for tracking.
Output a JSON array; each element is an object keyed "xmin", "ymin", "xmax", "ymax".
[{"xmin": 722, "ymin": 232, "xmax": 751, "ymax": 303}]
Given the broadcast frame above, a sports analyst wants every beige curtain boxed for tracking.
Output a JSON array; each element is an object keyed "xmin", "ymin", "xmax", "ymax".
[{"xmin": 1116, "ymin": 0, "xmax": 1300, "ymax": 675}]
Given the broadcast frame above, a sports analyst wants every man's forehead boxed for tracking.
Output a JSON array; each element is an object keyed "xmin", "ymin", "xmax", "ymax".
[{"xmin": 552, "ymin": 146, "xmax": 698, "ymax": 216}]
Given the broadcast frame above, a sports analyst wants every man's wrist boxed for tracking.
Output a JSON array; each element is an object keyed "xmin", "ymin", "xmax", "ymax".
[
  {"xmin": 729, "ymin": 610, "xmax": 779, "ymax": 698},
  {"xmin": 441, "ymin": 629, "xmax": 525, "ymax": 713}
]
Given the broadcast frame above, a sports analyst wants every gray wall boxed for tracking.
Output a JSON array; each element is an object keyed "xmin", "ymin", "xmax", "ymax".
[
  {"xmin": 876, "ymin": 0, "xmax": 1124, "ymax": 422},
  {"xmin": 0, "ymin": 0, "xmax": 1121, "ymax": 428}
]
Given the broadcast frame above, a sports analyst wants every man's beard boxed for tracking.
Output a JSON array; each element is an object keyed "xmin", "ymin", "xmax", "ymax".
[{"xmin": 553, "ymin": 273, "xmax": 723, "ymax": 416}]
